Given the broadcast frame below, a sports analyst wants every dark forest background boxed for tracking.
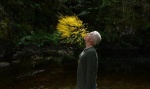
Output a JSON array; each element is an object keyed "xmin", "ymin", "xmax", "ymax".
[
  {"xmin": 0, "ymin": 1, "xmax": 150, "ymax": 89},
  {"xmin": 0, "ymin": 0, "xmax": 150, "ymax": 61}
]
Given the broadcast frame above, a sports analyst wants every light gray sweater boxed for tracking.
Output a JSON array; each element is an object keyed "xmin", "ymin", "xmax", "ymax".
[{"xmin": 77, "ymin": 47, "xmax": 98, "ymax": 89}]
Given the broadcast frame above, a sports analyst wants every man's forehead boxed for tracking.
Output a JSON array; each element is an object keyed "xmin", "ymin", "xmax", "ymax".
[{"xmin": 90, "ymin": 32, "xmax": 95, "ymax": 35}]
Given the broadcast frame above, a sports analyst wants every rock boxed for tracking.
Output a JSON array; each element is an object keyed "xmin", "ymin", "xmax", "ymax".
[
  {"xmin": 12, "ymin": 60, "xmax": 21, "ymax": 64},
  {"xmin": 21, "ymin": 45, "xmax": 36, "ymax": 52},
  {"xmin": 12, "ymin": 51, "xmax": 25, "ymax": 59},
  {"xmin": 0, "ymin": 62, "xmax": 10, "ymax": 68}
]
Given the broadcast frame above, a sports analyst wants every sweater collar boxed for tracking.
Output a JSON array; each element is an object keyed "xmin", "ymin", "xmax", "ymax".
[{"xmin": 84, "ymin": 46, "xmax": 94, "ymax": 51}]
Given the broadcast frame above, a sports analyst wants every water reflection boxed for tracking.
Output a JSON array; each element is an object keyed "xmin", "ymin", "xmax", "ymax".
[
  {"xmin": 0, "ymin": 58, "xmax": 150, "ymax": 89},
  {"xmin": 17, "ymin": 69, "xmax": 45, "ymax": 79}
]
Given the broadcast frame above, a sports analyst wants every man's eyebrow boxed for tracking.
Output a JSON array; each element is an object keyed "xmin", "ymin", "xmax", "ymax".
[{"xmin": 90, "ymin": 32, "xmax": 94, "ymax": 35}]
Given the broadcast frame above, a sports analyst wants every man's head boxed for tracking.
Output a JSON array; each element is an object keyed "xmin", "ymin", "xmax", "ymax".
[{"xmin": 84, "ymin": 31, "xmax": 101, "ymax": 46}]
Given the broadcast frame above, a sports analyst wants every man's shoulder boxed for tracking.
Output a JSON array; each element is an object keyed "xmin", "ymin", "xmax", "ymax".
[
  {"xmin": 85, "ymin": 47, "xmax": 96, "ymax": 54},
  {"xmin": 88, "ymin": 47, "xmax": 96, "ymax": 51}
]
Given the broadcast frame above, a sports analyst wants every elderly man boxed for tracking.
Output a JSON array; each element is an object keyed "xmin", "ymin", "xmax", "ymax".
[{"xmin": 77, "ymin": 31, "xmax": 101, "ymax": 89}]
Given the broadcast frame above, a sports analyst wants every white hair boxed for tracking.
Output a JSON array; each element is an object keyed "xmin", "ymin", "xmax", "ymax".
[{"xmin": 91, "ymin": 31, "xmax": 101, "ymax": 45}]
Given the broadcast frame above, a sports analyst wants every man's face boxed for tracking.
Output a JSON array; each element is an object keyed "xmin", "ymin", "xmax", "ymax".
[{"xmin": 84, "ymin": 32, "xmax": 94, "ymax": 43}]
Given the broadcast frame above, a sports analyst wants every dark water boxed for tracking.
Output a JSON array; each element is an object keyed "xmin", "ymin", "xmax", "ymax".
[{"xmin": 0, "ymin": 58, "xmax": 150, "ymax": 89}]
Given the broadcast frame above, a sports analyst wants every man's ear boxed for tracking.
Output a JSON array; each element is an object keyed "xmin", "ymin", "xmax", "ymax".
[{"xmin": 90, "ymin": 38, "xmax": 94, "ymax": 42}]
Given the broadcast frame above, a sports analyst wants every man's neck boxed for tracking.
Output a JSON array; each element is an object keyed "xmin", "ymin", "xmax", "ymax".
[{"xmin": 85, "ymin": 44, "xmax": 93, "ymax": 49}]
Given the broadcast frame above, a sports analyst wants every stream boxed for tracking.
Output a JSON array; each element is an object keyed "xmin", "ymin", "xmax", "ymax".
[{"xmin": 0, "ymin": 57, "xmax": 150, "ymax": 89}]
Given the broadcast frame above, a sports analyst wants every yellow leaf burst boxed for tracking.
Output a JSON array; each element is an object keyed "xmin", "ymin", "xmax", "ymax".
[{"xmin": 56, "ymin": 15, "xmax": 88, "ymax": 45}]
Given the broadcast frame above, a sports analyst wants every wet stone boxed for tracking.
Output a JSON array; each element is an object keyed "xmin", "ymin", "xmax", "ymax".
[{"xmin": 0, "ymin": 62, "xmax": 10, "ymax": 68}]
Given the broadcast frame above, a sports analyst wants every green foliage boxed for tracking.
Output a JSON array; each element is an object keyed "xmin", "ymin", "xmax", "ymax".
[
  {"xmin": 15, "ymin": 30, "xmax": 60, "ymax": 47},
  {"xmin": 96, "ymin": 0, "xmax": 150, "ymax": 48},
  {"xmin": 0, "ymin": 0, "xmax": 150, "ymax": 49},
  {"xmin": 0, "ymin": 20, "xmax": 7, "ymax": 39},
  {"xmin": 144, "ymin": 24, "xmax": 150, "ymax": 33},
  {"xmin": 0, "ymin": 4, "xmax": 12, "ymax": 41},
  {"xmin": 139, "ymin": 23, "xmax": 150, "ymax": 47}
]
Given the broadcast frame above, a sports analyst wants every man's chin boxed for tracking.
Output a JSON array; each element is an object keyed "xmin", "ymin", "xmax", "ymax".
[{"xmin": 84, "ymin": 38, "xmax": 87, "ymax": 41}]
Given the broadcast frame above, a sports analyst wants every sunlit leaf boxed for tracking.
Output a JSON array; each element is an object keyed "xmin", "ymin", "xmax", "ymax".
[{"xmin": 56, "ymin": 15, "xmax": 88, "ymax": 45}]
